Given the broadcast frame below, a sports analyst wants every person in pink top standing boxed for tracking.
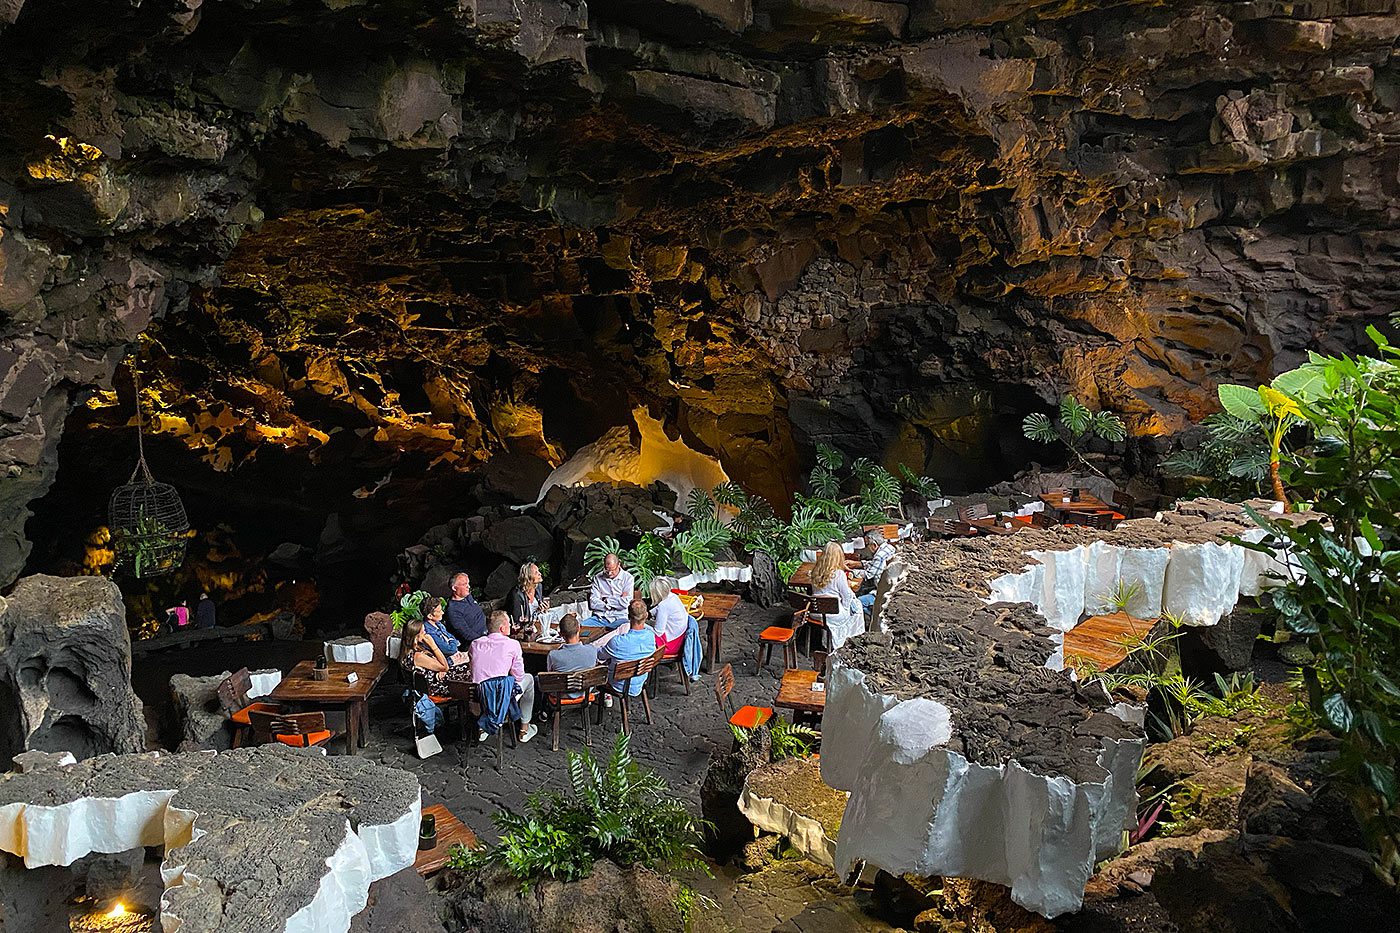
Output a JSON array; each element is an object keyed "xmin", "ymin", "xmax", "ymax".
[{"xmin": 469, "ymin": 610, "xmax": 538, "ymax": 743}]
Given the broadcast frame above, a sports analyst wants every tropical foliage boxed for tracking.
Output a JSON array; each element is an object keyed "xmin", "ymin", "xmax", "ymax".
[
  {"xmin": 448, "ymin": 735, "xmax": 708, "ymax": 892},
  {"xmin": 111, "ymin": 510, "xmax": 185, "ymax": 579},
  {"xmin": 1022, "ymin": 395, "xmax": 1127, "ymax": 476},
  {"xmin": 1159, "ymin": 412, "xmax": 1270, "ymax": 499},
  {"xmin": 1235, "ymin": 328, "xmax": 1400, "ymax": 877},
  {"xmin": 389, "ymin": 589, "xmax": 433, "ymax": 634},
  {"xmin": 730, "ymin": 715, "xmax": 820, "ymax": 760}
]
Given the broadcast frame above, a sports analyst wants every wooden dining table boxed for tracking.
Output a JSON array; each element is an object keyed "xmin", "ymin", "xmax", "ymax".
[
  {"xmin": 269, "ymin": 658, "xmax": 388, "ymax": 755},
  {"xmin": 692, "ymin": 592, "xmax": 741, "ymax": 673},
  {"xmin": 518, "ymin": 624, "xmax": 609, "ymax": 656},
  {"xmin": 787, "ymin": 560, "xmax": 863, "ymax": 589},
  {"xmin": 1039, "ymin": 491, "xmax": 1115, "ymax": 513},
  {"xmin": 774, "ymin": 668, "xmax": 825, "ymax": 720}
]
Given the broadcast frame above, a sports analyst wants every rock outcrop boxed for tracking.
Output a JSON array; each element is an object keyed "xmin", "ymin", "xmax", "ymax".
[
  {"xmin": 0, "ymin": 744, "xmax": 421, "ymax": 932},
  {"xmin": 5, "ymin": 0, "xmax": 1400, "ymax": 586},
  {"xmin": 0, "ymin": 574, "xmax": 145, "ymax": 766},
  {"xmin": 820, "ymin": 500, "xmax": 1302, "ymax": 918}
]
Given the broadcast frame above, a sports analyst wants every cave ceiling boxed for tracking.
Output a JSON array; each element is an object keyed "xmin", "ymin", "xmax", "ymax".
[{"xmin": 3, "ymin": 0, "xmax": 1400, "ymax": 584}]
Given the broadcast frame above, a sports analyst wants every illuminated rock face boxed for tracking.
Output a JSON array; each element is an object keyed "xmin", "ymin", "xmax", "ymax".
[
  {"xmin": 3, "ymin": 2, "xmax": 1398, "ymax": 584},
  {"xmin": 821, "ymin": 499, "xmax": 1298, "ymax": 918},
  {"xmin": 0, "ymin": 745, "xmax": 420, "ymax": 933}
]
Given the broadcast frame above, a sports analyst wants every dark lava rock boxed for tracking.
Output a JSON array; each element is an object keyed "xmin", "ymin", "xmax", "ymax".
[
  {"xmin": 480, "ymin": 515, "xmax": 554, "ymax": 565},
  {"xmin": 1179, "ymin": 607, "xmax": 1263, "ymax": 676},
  {"xmin": 0, "ymin": 574, "xmax": 146, "ymax": 764},
  {"xmin": 443, "ymin": 860, "xmax": 684, "ymax": 933},
  {"xmin": 167, "ymin": 671, "xmax": 233, "ymax": 752},
  {"xmin": 350, "ymin": 867, "xmax": 448, "ymax": 933}
]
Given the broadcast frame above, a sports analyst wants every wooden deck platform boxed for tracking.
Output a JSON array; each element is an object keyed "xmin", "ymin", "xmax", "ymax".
[
  {"xmin": 414, "ymin": 804, "xmax": 479, "ymax": 876},
  {"xmin": 1063, "ymin": 612, "xmax": 1155, "ymax": 673}
]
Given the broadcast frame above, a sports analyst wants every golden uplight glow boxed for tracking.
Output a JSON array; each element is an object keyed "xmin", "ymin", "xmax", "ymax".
[{"xmin": 106, "ymin": 902, "xmax": 127, "ymax": 918}]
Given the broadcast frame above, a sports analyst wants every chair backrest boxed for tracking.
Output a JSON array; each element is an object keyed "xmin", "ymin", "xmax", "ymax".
[
  {"xmin": 1029, "ymin": 511, "xmax": 1057, "ymax": 529},
  {"xmin": 1065, "ymin": 510, "xmax": 1113, "ymax": 530},
  {"xmin": 1112, "ymin": 491, "xmax": 1135, "ymax": 513},
  {"xmin": 446, "ymin": 678, "xmax": 475, "ymax": 701},
  {"xmin": 959, "ymin": 503, "xmax": 989, "ymax": 522},
  {"xmin": 538, "ymin": 664, "xmax": 608, "ymax": 696},
  {"xmin": 410, "ymin": 667, "xmax": 434, "ymax": 697},
  {"xmin": 217, "ymin": 668, "xmax": 252, "ymax": 715},
  {"xmin": 611, "ymin": 652, "xmax": 657, "ymax": 693},
  {"xmin": 363, "ymin": 612, "xmax": 393, "ymax": 662},
  {"xmin": 812, "ymin": 650, "xmax": 828, "ymax": 676},
  {"xmin": 785, "ymin": 590, "xmax": 812, "ymax": 611},
  {"xmin": 249, "ymin": 709, "xmax": 325, "ymax": 738},
  {"xmin": 713, "ymin": 662, "xmax": 735, "ymax": 713},
  {"xmin": 809, "ymin": 595, "xmax": 841, "ymax": 615}
]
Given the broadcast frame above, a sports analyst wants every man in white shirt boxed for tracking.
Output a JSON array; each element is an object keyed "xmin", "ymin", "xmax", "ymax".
[
  {"xmin": 587, "ymin": 553, "xmax": 635, "ymax": 628},
  {"xmin": 857, "ymin": 531, "xmax": 896, "ymax": 610}
]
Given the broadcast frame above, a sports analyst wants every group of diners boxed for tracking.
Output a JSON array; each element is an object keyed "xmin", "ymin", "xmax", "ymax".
[{"xmin": 397, "ymin": 556, "xmax": 697, "ymax": 744}]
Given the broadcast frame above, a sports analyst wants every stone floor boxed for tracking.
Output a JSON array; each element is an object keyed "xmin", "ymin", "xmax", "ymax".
[
  {"xmin": 130, "ymin": 592, "xmax": 894, "ymax": 932},
  {"xmin": 356, "ymin": 594, "xmax": 792, "ymax": 839}
]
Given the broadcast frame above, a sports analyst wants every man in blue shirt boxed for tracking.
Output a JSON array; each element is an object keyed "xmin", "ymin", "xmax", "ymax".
[
  {"xmin": 444, "ymin": 572, "xmax": 488, "ymax": 645},
  {"xmin": 857, "ymin": 531, "xmax": 897, "ymax": 610},
  {"xmin": 599, "ymin": 600, "xmax": 658, "ymax": 696}
]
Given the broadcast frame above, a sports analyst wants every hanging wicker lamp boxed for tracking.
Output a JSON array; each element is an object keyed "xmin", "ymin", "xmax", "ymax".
[{"xmin": 108, "ymin": 367, "xmax": 188, "ymax": 578}]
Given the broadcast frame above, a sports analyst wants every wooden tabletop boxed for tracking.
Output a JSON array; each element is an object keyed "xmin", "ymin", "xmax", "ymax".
[
  {"xmin": 968, "ymin": 517, "xmax": 1020, "ymax": 535},
  {"xmin": 1040, "ymin": 491, "xmax": 1112, "ymax": 512},
  {"xmin": 520, "ymin": 625, "xmax": 609, "ymax": 656},
  {"xmin": 270, "ymin": 659, "xmax": 387, "ymax": 703},
  {"xmin": 774, "ymin": 669, "xmax": 826, "ymax": 715},
  {"xmin": 1064, "ymin": 612, "xmax": 1155, "ymax": 674},
  {"xmin": 414, "ymin": 804, "xmax": 479, "ymax": 877},
  {"xmin": 696, "ymin": 592, "xmax": 741, "ymax": 622}
]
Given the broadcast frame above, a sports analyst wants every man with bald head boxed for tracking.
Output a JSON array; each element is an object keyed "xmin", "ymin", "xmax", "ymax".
[
  {"xmin": 587, "ymin": 552, "xmax": 635, "ymax": 629},
  {"xmin": 444, "ymin": 572, "xmax": 487, "ymax": 645}
]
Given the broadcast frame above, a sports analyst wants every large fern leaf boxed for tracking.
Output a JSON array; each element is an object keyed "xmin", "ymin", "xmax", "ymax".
[
  {"xmin": 684, "ymin": 487, "xmax": 714, "ymax": 518},
  {"xmin": 1059, "ymin": 395, "xmax": 1092, "ymax": 436},
  {"xmin": 809, "ymin": 466, "xmax": 841, "ymax": 499},
  {"xmin": 814, "ymin": 442, "xmax": 844, "ymax": 470},
  {"xmin": 1022, "ymin": 411, "xmax": 1058, "ymax": 444},
  {"xmin": 1089, "ymin": 409, "xmax": 1127, "ymax": 442},
  {"xmin": 584, "ymin": 536, "xmax": 622, "ymax": 577}
]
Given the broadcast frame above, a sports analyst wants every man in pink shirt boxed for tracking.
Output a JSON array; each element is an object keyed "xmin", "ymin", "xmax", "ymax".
[{"xmin": 469, "ymin": 610, "xmax": 538, "ymax": 743}]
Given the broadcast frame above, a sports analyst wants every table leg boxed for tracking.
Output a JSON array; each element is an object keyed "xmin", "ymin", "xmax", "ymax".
[
  {"xmin": 346, "ymin": 701, "xmax": 360, "ymax": 755},
  {"xmin": 706, "ymin": 619, "xmax": 724, "ymax": 674}
]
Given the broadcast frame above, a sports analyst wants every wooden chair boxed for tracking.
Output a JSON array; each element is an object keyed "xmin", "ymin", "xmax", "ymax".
[
  {"xmin": 1064, "ymin": 510, "xmax": 1116, "ymax": 530},
  {"xmin": 958, "ymin": 503, "xmax": 990, "ymax": 523},
  {"xmin": 651, "ymin": 627, "xmax": 692, "ymax": 697},
  {"xmin": 604, "ymin": 648, "xmax": 661, "ymax": 734},
  {"xmin": 1028, "ymin": 510, "xmax": 1057, "ymax": 529},
  {"xmin": 803, "ymin": 595, "xmax": 840, "ymax": 656},
  {"xmin": 758, "ymin": 603, "xmax": 801, "ymax": 672},
  {"xmin": 714, "ymin": 662, "xmax": 773, "ymax": 732},
  {"xmin": 248, "ymin": 709, "xmax": 339, "ymax": 751},
  {"xmin": 410, "ymin": 668, "xmax": 462, "ymax": 729},
  {"xmin": 469, "ymin": 676, "xmax": 520, "ymax": 771},
  {"xmin": 537, "ymin": 665, "xmax": 608, "ymax": 751},
  {"xmin": 1110, "ymin": 491, "xmax": 1152, "ymax": 519},
  {"xmin": 217, "ymin": 668, "xmax": 283, "ymax": 748}
]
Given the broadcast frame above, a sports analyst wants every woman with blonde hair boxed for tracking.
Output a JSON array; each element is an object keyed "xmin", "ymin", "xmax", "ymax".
[
  {"xmin": 648, "ymin": 575, "xmax": 689, "ymax": 656},
  {"xmin": 810, "ymin": 540, "xmax": 866, "ymax": 649},
  {"xmin": 507, "ymin": 561, "xmax": 549, "ymax": 636}
]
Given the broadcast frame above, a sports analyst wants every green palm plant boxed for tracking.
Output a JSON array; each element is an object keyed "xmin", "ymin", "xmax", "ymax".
[{"xmin": 1022, "ymin": 395, "xmax": 1127, "ymax": 476}]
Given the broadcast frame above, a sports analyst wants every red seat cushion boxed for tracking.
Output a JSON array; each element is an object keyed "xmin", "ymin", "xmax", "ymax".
[
  {"xmin": 759, "ymin": 626, "xmax": 796, "ymax": 642},
  {"xmin": 230, "ymin": 702, "xmax": 280, "ymax": 726},
  {"xmin": 554, "ymin": 694, "xmax": 589, "ymax": 706},
  {"xmin": 805, "ymin": 615, "xmax": 827, "ymax": 626},
  {"xmin": 274, "ymin": 730, "xmax": 332, "ymax": 748},
  {"xmin": 729, "ymin": 706, "xmax": 773, "ymax": 730},
  {"xmin": 430, "ymin": 695, "xmax": 452, "ymax": 705}
]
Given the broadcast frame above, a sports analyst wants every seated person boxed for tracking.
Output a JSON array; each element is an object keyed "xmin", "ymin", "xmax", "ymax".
[
  {"xmin": 422, "ymin": 597, "xmax": 469, "ymax": 666},
  {"xmin": 648, "ymin": 576, "xmax": 689, "ymax": 656},
  {"xmin": 546, "ymin": 613, "xmax": 601, "ymax": 701},
  {"xmin": 856, "ymin": 530, "xmax": 897, "ymax": 610},
  {"xmin": 599, "ymin": 600, "xmax": 658, "ymax": 697},
  {"xmin": 469, "ymin": 610, "xmax": 538, "ymax": 743},
  {"xmin": 506, "ymin": 562, "xmax": 549, "ymax": 637},
  {"xmin": 400, "ymin": 617, "xmax": 452, "ymax": 696},
  {"xmin": 444, "ymin": 572, "xmax": 487, "ymax": 645},
  {"xmin": 811, "ymin": 540, "xmax": 867, "ymax": 650},
  {"xmin": 587, "ymin": 553, "xmax": 635, "ymax": 628}
]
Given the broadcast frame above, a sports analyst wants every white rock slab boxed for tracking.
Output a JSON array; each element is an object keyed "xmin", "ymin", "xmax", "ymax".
[
  {"xmin": 822, "ymin": 658, "xmax": 1141, "ymax": 919},
  {"xmin": 1161, "ymin": 541, "xmax": 1245, "ymax": 625},
  {"xmin": 325, "ymin": 640, "xmax": 373, "ymax": 663},
  {"xmin": 1026, "ymin": 547, "xmax": 1089, "ymax": 632},
  {"xmin": 248, "ymin": 669, "xmax": 283, "ymax": 698}
]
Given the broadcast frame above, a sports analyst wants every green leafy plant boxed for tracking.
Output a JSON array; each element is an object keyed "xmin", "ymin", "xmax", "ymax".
[
  {"xmin": 1022, "ymin": 395, "xmax": 1127, "ymax": 476},
  {"xmin": 112, "ymin": 510, "xmax": 184, "ymax": 579},
  {"xmin": 1216, "ymin": 374, "xmax": 1317, "ymax": 505},
  {"xmin": 1160, "ymin": 412, "xmax": 1270, "ymax": 498},
  {"xmin": 1232, "ymin": 330, "xmax": 1400, "ymax": 877},
  {"xmin": 1094, "ymin": 579, "xmax": 1144, "ymax": 615},
  {"xmin": 389, "ymin": 589, "xmax": 431, "ymax": 634},
  {"xmin": 448, "ymin": 735, "xmax": 709, "ymax": 894},
  {"xmin": 730, "ymin": 715, "xmax": 820, "ymax": 760}
]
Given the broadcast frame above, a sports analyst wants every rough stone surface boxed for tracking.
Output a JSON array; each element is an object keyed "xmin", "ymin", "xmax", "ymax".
[
  {"xmin": 821, "ymin": 499, "xmax": 1307, "ymax": 918},
  {"xmin": 445, "ymin": 860, "xmax": 684, "ymax": 933},
  {"xmin": 0, "ymin": 744, "xmax": 422, "ymax": 932},
  {"xmin": 0, "ymin": 574, "xmax": 145, "ymax": 766},
  {"xmin": 6, "ymin": 0, "xmax": 1400, "ymax": 585},
  {"xmin": 167, "ymin": 672, "xmax": 233, "ymax": 752}
]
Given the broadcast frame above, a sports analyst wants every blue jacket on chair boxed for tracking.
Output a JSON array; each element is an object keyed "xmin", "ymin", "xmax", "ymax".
[
  {"xmin": 682, "ymin": 615, "xmax": 703, "ymax": 680},
  {"xmin": 476, "ymin": 675, "xmax": 521, "ymax": 736}
]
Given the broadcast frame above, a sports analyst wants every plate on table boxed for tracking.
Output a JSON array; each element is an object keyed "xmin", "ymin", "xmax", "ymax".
[{"xmin": 537, "ymin": 633, "xmax": 562, "ymax": 644}]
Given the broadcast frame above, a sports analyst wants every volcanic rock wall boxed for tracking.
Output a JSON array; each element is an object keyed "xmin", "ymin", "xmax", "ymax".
[{"xmin": 4, "ymin": 0, "xmax": 1400, "ymax": 584}]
